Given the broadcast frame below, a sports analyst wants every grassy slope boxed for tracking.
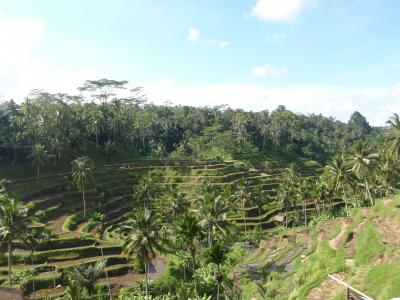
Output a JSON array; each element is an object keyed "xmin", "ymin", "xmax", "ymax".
[{"xmin": 237, "ymin": 194, "xmax": 400, "ymax": 300}]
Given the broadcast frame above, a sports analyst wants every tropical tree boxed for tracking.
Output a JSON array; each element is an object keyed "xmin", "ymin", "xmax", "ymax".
[
  {"xmin": 203, "ymin": 243, "xmax": 228, "ymax": 300},
  {"xmin": 0, "ymin": 194, "xmax": 32, "ymax": 284},
  {"xmin": 68, "ymin": 260, "xmax": 105, "ymax": 297},
  {"xmin": 385, "ymin": 113, "xmax": 400, "ymax": 160},
  {"xmin": 348, "ymin": 141, "xmax": 379, "ymax": 205},
  {"xmin": 232, "ymin": 181, "xmax": 254, "ymax": 240},
  {"xmin": 71, "ymin": 156, "xmax": 95, "ymax": 217},
  {"xmin": 89, "ymin": 212, "xmax": 106, "ymax": 239},
  {"xmin": 160, "ymin": 185, "xmax": 188, "ymax": 221},
  {"xmin": 0, "ymin": 179, "xmax": 11, "ymax": 194},
  {"xmin": 121, "ymin": 208, "xmax": 165, "ymax": 295},
  {"xmin": 324, "ymin": 155, "xmax": 355, "ymax": 215},
  {"xmin": 133, "ymin": 175, "xmax": 157, "ymax": 209},
  {"xmin": 276, "ymin": 183, "xmax": 294, "ymax": 227},
  {"xmin": 104, "ymin": 140, "xmax": 116, "ymax": 163},
  {"xmin": 193, "ymin": 187, "xmax": 232, "ymax": 247},
  {"xmin": 89, "ymin": 212, "xmax": 111, "ymax": 298},
  {"xmin": 28, "ymin": 143, "xmax": 47, "ymax": 181},
  {"xmin": 176, "ymin": 213, "xmax": 201, "ymax": 281},
  {"xmin": 64, "ymin": 279, "xmax": 83, "ymax": 300}
]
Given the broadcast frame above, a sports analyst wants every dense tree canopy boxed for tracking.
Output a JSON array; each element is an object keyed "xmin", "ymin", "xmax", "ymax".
[{"xmin": 0, "ymin": 80, "xmax": 383, "ymax": 166}]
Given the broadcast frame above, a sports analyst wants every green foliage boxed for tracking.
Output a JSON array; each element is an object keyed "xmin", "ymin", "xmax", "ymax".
[
  {"xmin": 362, "ymin": 263, "xmax": 400, "ymax": 299},
  {"xmin": 354, "ymin": 220, "xmax": 384, "ymax": 266}
]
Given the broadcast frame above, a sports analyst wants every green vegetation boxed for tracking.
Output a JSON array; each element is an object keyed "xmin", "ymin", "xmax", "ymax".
[{"xmin": 0, "ymin": 83, "xmax": 399, "ymax": 299}]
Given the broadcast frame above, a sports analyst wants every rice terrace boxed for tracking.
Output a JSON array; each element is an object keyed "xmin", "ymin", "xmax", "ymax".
[{"xmin": 1, "ymin": 1, "xmax": 400, "ymax": 299}]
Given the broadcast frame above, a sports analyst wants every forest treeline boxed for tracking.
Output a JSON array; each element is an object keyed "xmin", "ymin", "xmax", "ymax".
[{"xmin": 0, "ymin": 79, "xmax": 384, "ymax": 164}]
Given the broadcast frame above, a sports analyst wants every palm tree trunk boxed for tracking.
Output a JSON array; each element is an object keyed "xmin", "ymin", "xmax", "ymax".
[
  {"xmin": 285, "ymin": 207, "xmax": 288, "ymax": 227},
  {"xmin": 7, "ymin": 241, "xmax": 12, "ymax": 285},
  {"xmin": 145, "ymin": 259, "xmax": 149, "ymax": 296},
  {"xmin": 342, "ymin": 189, "xmax": 349, "ymax": 216},
  {"xmin": 190, "ymin": 245, "xmax": 197, "ymax": 294},
  {"xmin": 243, "ymin": 201, "xmax": 247, "ymax": 242},
  {"xmin": 31, "ymin": 251, "xmax": 35, "ymax": 300},
  {"xmin": 100, "ymin": 245, "xmax": 112, "ymax": 299},
  {"xmin": 83, "ymin": 186, "xmax": 86, "ymax": 218},
  {"xmin": 217, "ymin": 282, "xmax": 220, "ymax": 300},
  {"xmin": 37, "ymin": 163, "xmax": 40, "ymax": 182},
  {"xmin": 365, "ymin": 179, "xmax": 374, "ymax": 205}
]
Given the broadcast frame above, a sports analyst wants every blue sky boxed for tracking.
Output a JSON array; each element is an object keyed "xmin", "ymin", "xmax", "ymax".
[{"xmin": 0, "ymin": 0, "xmax": 399, "ymax": 125}]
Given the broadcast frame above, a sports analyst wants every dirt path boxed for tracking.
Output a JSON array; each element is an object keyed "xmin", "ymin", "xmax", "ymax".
[
  {"xmin": 307, "ymin": 273, "xmax": 347, "ymax": 300},
  {"xmin": 329, "ymin": 221, "xmax": 348, "ymax": 250},
  {"xmin": 0, "ymin": 287, "xmax": 25, "ymax": 300}
]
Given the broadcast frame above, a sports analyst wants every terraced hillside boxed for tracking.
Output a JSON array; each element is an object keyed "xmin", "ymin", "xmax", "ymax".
[{"xmin": 1, "ymin": 158, "xmax": 326, "ymax": 298}]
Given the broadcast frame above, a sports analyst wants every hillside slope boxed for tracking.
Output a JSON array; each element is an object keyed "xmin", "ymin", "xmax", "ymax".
[{"xmin": 237, "ymin": 194, "xmax": 400, "ymax": 300}]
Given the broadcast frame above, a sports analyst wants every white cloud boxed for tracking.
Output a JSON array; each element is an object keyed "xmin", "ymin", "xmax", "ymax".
[
  {"xmin": 251, "ymin": 64, "xmax": 287, "ymax": 77},
  {"xmin": 0, "ymin": 12, "xmax": 45, "ymax": 67},
  {"xmin": 251, "ymin": 0, "xmax": 311, "ymax": 22},
  {"xmin": 219, "ymin": 41, "xmax": 230, "ymax": 48},
  {"xmin": 187, "ymin": 27, "xmax": 200, "ymax": 41},
  {"xmin": 143, "ymin": 80, "xmax": 399, "ymax": 126},
  {"xmin": 268, "ymin": 33, "xmax": 286, "ymax": 43},
  {"xmin": 207, "ymin": 39, "xmax": 217, "ymax": 46},
  {"xmin": 0, "ymin": 12, "xmax": 98, "ymax": 101}
]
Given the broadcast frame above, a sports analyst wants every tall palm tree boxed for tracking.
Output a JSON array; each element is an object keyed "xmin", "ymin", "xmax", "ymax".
[
  {"xmin": 376, "ymin": 155, "xmax": 399, "ymax": 197},
  {"xmin": 64, "ymin": 280, "xmax": 83, "ymax": 300},
  {"xmin": 133, "ymin": 175, "xmax": 157, "ymax": 209},
  {"xmin": 89, "ymin": 212, "xmax": 111, "ymax": 299},
  {"xmin": 385, "ymin": 113, "xmax": 400, "ymax": 160},
  {"xmin": 203, "ymin": 243, "xmax": 228, "ymax": 300},
  {"xmin": 68, "ymin": 260, "xmax": 105, "ymax": 297},
  {"xmin": 193, "ymin": 189, "xmax": 232, "ymax": 247},
  {"xmin": 176, "ymin": 214, "xmax": 201, "ymax": 281},
  {"xmin": 232, "ymin": 182, "xmax": 254, "ymax": 241},
  {"xmin": 277, "ymin": 183, "xmax": 293, "ymax": 227},
  {"xmin": 28, "ymin": 143, "xmax": 47, "ymax": 181},
  {"xmin": 71, "ymin": 156, "xmax": 94, "ymax": 218},
  {"xmin": 0, "ymin": 194, "xmax": 32, "ymax": 284},
  {"xmin": 160, "ymin": 185, "xmax": 188, "ymax": 221},
  {"xmin": 348, "ymin": 141, "xmax": 379, "ymax": 205},
  {"xmin": 121, "ymin": 208, "xmax": 165, "ymax": 295},
  {"xmin": 324, "ymin": 155, "xmax": 355, "ymax": 215}
]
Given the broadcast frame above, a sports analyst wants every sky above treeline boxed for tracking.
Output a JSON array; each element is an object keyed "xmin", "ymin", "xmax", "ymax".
[{"xmin": 0, "ymin": 0, "xmax": 399, "ymax": 125}]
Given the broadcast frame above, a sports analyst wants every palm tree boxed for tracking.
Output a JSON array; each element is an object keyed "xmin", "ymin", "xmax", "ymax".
[
  {"xmin": 64, "ymin": 280, "xmax": 83, "ymax": 300},
  {"xmin": 88, "ymin": 212, "xmax": 111, "ymax": 299},
  {"xmin": 25, "ymin": 228, "xmax": 43, "ymax": 299},
  {"xmin": 348, "ymin": 141, "xmax": 379, "ymax": 205},
  {"xmin": 121, "ymin": 208, "xmax": 165, "ymax": 295},
  {"xmin": 324, "ymin": 155, "xmax": 355, "ymax": 215},
  {"xmin": 133, "ymin": 175, "xmax": 157, "ymax": 209},
  {"xmin": 68, "ymin": 261, "xmax": 105, "ymax": 297},
  {"xmin": 160, "ymin": 185, "xmax": 188, "ymax": 221},
  {"xmin": 0, "ymin": 179, "xmax": 11, "ymax": 194},
  {"xmin": 104, "ymin": 140, "xmax": 116, "ymax": 163},
  {"xmin": 89, "ymin": 212, "xmax": 106, "ymax": 239},
  {"xmin": 0, "ymin": 194, "xmax": 32, "ymax": 284},
  {"xmin": 28, "ymin": 143, "xmax": 47, "ymax": 181},
  {"xmin": 193, "ymin": 188, "xmax": 232, "ymax": 247},
  {"xmin": 385, "ymin": 113, "xmax": 400, "ymax": 160},
  {"xmin": 376, "ymin": 155, "xmax": 399, "ymax": 197},
  {"xmin": 176, "ymin": 214, "xmax": 201, "ymax": 281},
  {"xmin": 232, "ymin": 182, "xmax": 254, "ymax": 241},
  {"xmin": 38, "ymin": 228, "xmax": 58, "ymax": 288},
  {"xmin": 277, "ymin": 183, "xmax": 293, "ymax": 227},
  {"xmin": 203, "ymin": 243, "xmax": 228, "ymax": 300},
  {"xmin": 71, "ymin": 156, "xmax": 94, "ymax": 218}
]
